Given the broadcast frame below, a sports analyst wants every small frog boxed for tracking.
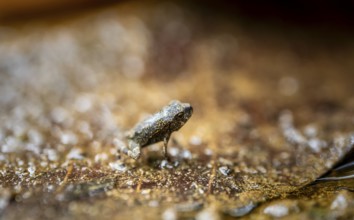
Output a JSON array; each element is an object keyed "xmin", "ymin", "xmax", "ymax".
[{"xmin": 122, "ymin": 100, "xmax": 193, "ymax": 160}]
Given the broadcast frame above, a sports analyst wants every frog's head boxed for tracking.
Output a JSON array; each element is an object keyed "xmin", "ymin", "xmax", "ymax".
[{"xmin": 169, "ymin": 100, "xmax": 193, "ymax": 130}]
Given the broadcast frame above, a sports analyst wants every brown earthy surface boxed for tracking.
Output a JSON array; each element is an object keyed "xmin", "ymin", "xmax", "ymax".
[{"xmin": 0, "ymin": 2, "xmax": 353, "ymax": 219}]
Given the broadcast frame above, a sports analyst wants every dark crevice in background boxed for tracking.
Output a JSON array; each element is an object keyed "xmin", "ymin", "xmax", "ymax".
[
  {"xmin": 182, "ymin": 0, "xmax": 354, "ymax": 50},
  {"xmin": 190, "ymin": 0, "xmax": 354, "ymax": 31},
  {"xmin": 2, "ymin": 0, "xmax": 354, "ymax": 31}
]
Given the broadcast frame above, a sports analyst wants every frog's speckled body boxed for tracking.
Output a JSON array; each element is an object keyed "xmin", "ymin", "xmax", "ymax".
[{"xmin": 125, "ymin": 100, "xmax": 193, "ymax": 159}]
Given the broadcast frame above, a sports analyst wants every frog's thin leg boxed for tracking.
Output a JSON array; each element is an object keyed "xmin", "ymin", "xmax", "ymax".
[
  {"xmin": 114, "ymin": 138, "xmax": 130, "ymax": 157},
  {"xmin": 117, "ymin": 143, "xmax": 136, "ymax": 159},
  {"xmin": 119, "ymin": 145, "xmax": 129, "ymax": 155},
  {"xmin": 163, "ymin": 134, "xmax": 171, "ymax": 159}
]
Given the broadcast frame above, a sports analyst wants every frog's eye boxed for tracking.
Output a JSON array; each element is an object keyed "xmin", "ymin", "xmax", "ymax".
[{"xmin": 176, "ymin": 112, "xmax": 184, "ymax": 118}]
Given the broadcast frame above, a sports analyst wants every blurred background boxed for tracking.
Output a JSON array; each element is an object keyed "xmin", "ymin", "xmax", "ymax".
[{"xmin": 0, "ymin": 0, "xmax": 353, "ymax": 219}]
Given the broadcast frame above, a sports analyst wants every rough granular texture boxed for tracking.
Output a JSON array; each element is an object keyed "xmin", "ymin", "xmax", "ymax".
[{"xmin": 0, "ymin": 2, "xmax": 353, "ymax": 219}]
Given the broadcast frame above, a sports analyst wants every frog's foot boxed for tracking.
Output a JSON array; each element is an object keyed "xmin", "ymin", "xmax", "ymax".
[
  {"xmin": 126, "ymin": 141, "xmax": 141, "ymax": 160},
  {"xmin": 127, "ymin": 147, "xmax": 141, "ymax": 160},
  {"xmin": 114, "ymin": 138, "xmax": 140, "ymax": 160},
  {"xmin": 160, "ymin": 159, "xmax": 179, "ymax": 169},
  {"xmin": 119, "ymin": 146, "xmax": 140, "ymax": 160}
]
